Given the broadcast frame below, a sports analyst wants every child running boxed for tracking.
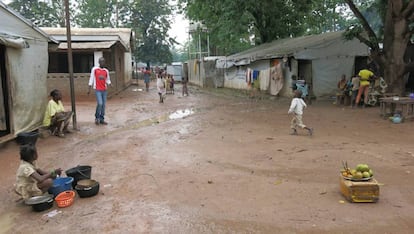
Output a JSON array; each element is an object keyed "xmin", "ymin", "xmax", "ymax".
[{"xmin": 288, "ymin": 90, "xmax": 313, "ymax": 136}]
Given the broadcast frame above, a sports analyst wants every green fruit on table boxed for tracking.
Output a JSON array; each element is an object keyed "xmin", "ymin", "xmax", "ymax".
[
  {"xmin": 362, "ymin": 171, "xmax": 371, "ymax": 178},
  {"xmin": 356, "ymin": 164, "xmax": 370, "ymax": 172},
  {"xmin": 369, "ymin": 169, "xmax": 374, "ymax": 176},
  {"xmin": 351, "ymin": 169, "xmax": 357, "ymax": 176},
  {"xmin": 353, "ymin": 171, "xmax": 363, "ymax": 179}
]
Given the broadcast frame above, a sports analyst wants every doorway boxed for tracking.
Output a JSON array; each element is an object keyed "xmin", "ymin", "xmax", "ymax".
[
  {"xmin": 0, "ymin": 45, "xmax": 11, "ymax": 137},
  {"xmin": 297, "ymin": 60, "xmax": 313, "ymax": 97}
]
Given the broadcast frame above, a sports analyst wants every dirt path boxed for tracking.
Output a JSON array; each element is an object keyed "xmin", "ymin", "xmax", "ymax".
[{"xmin": 1, "ymin": 81, "xmax": 414, "ymax": 233}]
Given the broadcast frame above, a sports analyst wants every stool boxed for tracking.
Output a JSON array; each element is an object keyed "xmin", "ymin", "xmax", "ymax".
[{"xmin": 336, "ymin": 93, "xmax": 345, "ymax": 106}]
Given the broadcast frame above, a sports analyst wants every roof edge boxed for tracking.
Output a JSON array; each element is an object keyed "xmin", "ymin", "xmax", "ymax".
[{"xmin": 0, "ymin": 2, "xmax": 57, "ymax": 43}]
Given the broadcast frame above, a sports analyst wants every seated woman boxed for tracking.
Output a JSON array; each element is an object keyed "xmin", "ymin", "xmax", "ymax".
[
  {"xmin": 15, "ymin": 144, "xmax": 62, "ymax": 200},
  {"xmin": 43, "ymin": 89, "xmax": 72, "ymax": 137}
]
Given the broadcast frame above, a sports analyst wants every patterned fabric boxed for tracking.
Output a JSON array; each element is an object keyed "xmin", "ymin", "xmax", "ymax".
[
  {"xmin": 15, "ymin": 160, "xmax": 42, "ymax": 199},
  {"xmin": 43, "ymin": 99, "xmax": 65, "ymax": 126}
]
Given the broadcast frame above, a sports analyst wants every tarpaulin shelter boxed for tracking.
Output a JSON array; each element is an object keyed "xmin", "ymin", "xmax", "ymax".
[
  {"xmin": 0, "ymin": 2, "xmax": 55, "ymax": 142},
  {"xmin": 216, "ymin": 31, "xmax": 370, "ymax": 97}
]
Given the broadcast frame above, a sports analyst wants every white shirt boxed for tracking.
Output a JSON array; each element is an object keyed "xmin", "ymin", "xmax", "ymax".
[
  {"xmin": 156, "ymin": 78, "xmax": 165, "ymax": 93},
  {"xmin": 288, "ymin": 98, "xmax": 307, "ymax": 115}
]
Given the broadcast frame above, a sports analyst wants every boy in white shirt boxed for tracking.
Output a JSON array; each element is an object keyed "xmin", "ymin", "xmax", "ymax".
[{"xmin": 288, "ymin": 90, "xmax": 313, "ymax": 136}]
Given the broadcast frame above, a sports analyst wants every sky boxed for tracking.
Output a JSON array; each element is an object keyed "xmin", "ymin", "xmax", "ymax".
[{"xmin": 169, "ymin": 13, "xmax": 189, "ymax": 47}]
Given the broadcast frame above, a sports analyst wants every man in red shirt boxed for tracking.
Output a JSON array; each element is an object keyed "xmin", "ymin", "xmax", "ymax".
[{"xmin": 88, "ymin": 57, "xmax": 111, "ymax": 125}]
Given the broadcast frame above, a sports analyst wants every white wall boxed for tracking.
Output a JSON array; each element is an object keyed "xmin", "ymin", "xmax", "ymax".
[
  {"xmin": 124, "ymin": 52, "xmax": 132, "ymax": 83},
  {"xmin": 224, "ymin": 60, "xmax": 270, "ymax": 90},
  {"xmin": 94, "ymin": 51, "xmax": 103, "ymax": 66}
]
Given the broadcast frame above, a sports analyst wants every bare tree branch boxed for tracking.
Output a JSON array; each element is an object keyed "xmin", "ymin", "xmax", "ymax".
[{"xmin": 344, "ymin": 0, "xmax": 380, "ymax": 51}]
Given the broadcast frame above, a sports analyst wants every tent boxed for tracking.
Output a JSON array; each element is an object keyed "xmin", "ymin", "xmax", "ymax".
[
  {"xmin": 216, "ymin": 31, "xmax": 370, "ymax": 97},
  {"xmin": 0, "ymin": 2, "xmax": 54, "ymax": 142}
]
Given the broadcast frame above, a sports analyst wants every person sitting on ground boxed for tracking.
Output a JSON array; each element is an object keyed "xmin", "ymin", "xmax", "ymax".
[
  {"xmin": 43, "ymin": 89, "xmax": 73, "ymax": 137},
  {"xmin": 337, "ymin": 74, "xmax": 348, "ymax": 94},
  {"xmin": 336, "ymin": 74, "xmax": 350, "ymax": 105},
  {"xmin": 15, "ymin": 144, "xmax": 62, "ymax": 200}
]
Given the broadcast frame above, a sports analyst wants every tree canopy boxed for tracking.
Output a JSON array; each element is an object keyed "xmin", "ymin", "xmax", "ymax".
[
  {"xmin": 179, "ymin": 0, "xmax": 350, "ymax": 55},
  {"xmin": 344, "ymin": 0, "xmax": 414, "ymax": 93},
  {"xmin": 7, "ymin": 0, "xmax": 175, "ymax": 66}
]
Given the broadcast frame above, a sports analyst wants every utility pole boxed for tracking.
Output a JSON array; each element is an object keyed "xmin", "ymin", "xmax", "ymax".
[{"xmin": 65, "ymin": 0, "xmax": 77, "ymax": 130}]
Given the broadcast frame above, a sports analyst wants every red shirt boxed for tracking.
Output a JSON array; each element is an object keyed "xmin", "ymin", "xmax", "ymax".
[{"xmin": 94, "ymin": 68, "xmax": 109, "ymax": 91}]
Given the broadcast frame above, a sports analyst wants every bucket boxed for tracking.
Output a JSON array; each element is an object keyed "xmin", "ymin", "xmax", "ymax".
[
  {"xmin": 65, "ymin": 165, "xmax": 92, "ymax": 186},
  {"xmin": 16, "ymin": 131, "xmax": 39, "ymax": 145},
  {"xmin": 48, "ymin": 177, "xmax": 74, "ymax": 197}
]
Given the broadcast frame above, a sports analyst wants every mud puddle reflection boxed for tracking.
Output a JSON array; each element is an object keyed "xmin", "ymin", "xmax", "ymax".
[{"xmin": 81, "ymin": 109, "xmax": 195, "ymax": 142}]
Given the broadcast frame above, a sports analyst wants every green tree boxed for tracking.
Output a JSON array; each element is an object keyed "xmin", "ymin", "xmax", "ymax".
[
  {"xmin": 8, "ymin": 0, "xmax": 68, "ymax": 27},
  {"xmin": 131, "ymin": 0, "xmax": 174, "ymax": 66},
  {"xmin": 344, "ymin": 0, "xmax": 414, "ymax": 94},
  {"xmin": 180, "ymin": 0, "xmax": 327, "ymax": 55},
  {"xmin": 305, "ymin": 0, "xmax": 349, "ymax": 34},
  {"xmin": 75, "ymin": 0, "xmax": 115, "ymax": 27}
]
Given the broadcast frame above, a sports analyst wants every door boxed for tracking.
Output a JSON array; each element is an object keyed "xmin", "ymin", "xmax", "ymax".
[
  {"xmin": 0, "ymin": 45, "xmax": 11, "ymax": 137},
  {"xmin": 298, "ymin": 60, "xmax": 313, "ymax": 97}
]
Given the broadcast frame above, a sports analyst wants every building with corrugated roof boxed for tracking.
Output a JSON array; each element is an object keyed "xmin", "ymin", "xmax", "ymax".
[{"xmin": 41, "ymin": 27, "xmax": 134, "ymax": 98}]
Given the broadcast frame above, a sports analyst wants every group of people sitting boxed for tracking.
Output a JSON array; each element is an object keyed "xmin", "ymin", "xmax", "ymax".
[{"xmin": 337, "ymin": 68, "xmax": 377, "ymax": 107}]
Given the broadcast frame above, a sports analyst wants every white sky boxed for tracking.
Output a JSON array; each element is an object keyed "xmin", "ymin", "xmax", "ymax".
[{"xmin": 169, "ymin": 13, "xmax": 189, "ymax": 47}]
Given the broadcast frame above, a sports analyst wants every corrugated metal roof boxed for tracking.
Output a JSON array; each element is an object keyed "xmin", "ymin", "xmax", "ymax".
[
  {"xmin": 52, "ymin": 35, "xmax": 120, "ymax": 42},
  {"xmin": 227, "ymin": 31, "xmax": 346, "ymax": 62},
  {"xmin": 58, "ymin": 41, "xmax": 117, "ymax": 50},
  {"xmin": 41, "ymin": 27, "xmax": 132, "ymax": 50}
]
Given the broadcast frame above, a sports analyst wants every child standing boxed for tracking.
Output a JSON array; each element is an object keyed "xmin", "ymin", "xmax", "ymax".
[
  {"xmin": 15, "ymin": 144, "xmax": 62, "ymax": 200},
  {"xmin": 288, "ymin": 90, "xmax": 313, "ymax": 136},
  {"xmin": 156, "ymin": 72, "xmax": 166, "ymax": 103}
]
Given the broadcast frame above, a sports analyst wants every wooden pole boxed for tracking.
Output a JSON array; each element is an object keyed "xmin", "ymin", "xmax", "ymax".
[{"xmin": 65, "ymin": 0, "xmax": 77, "ymax": 130}]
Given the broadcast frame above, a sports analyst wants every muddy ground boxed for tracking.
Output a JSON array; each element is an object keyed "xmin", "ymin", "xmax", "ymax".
[{"xmin": 0, "ymin": 80, "xmax": 414, "ymax": 234}]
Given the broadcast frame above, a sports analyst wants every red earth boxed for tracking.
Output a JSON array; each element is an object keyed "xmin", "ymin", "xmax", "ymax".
[{"xmin": 1, "ymin": 80, "xmax": 414, "ymax": 233}]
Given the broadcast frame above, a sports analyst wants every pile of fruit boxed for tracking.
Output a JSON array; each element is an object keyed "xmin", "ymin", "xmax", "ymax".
[{"xmin": 341, "ymin": 162, "xmax": 374, "ymax": 180}]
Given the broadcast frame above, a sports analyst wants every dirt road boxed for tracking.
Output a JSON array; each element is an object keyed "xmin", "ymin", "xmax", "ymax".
[{"xmin": 1, "ymin": 81, "xmax": 414, "ymax": 233}]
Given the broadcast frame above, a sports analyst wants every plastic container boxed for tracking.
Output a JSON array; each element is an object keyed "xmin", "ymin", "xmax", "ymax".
[
  {"xmin": 16, "ymin": 131, "xmax": 39, "ymax": 145},
  {"xmin": 55, "ymin": 190, "xmax": 75, "ymax": 208},
  {"xmin": 48, "ymin": 177, "xmax": 74, "ymax": 197},
  {"xmin": 339, "ymin": 176, "xmax": 379, "ymax": 202},
  {"xmin": 65, "ymin": 165, "xmax": 92, "ymax": 187}
]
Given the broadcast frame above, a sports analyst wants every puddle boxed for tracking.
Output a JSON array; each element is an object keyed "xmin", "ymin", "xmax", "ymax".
[
  {"xmin": 169, "ymin": 109, "xmax": 194, "ymax": 120},
  {"xmin": 132, "ymin": 88, "xmax": 144, "ymax": 92},
  {"xmin": 77, "ymin": 108, "xmax": 197, "ymax": 143}
]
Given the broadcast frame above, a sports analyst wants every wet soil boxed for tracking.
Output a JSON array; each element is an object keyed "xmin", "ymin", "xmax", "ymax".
[{"xmin": 1, "ymin": 80, "xmax": 414, "ymax": 233}]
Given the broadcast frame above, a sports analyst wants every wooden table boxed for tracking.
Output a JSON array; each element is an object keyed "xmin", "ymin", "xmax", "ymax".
[{"xmin": 379, "ymin": 97, "xmax": 414, "ymax": 119}]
